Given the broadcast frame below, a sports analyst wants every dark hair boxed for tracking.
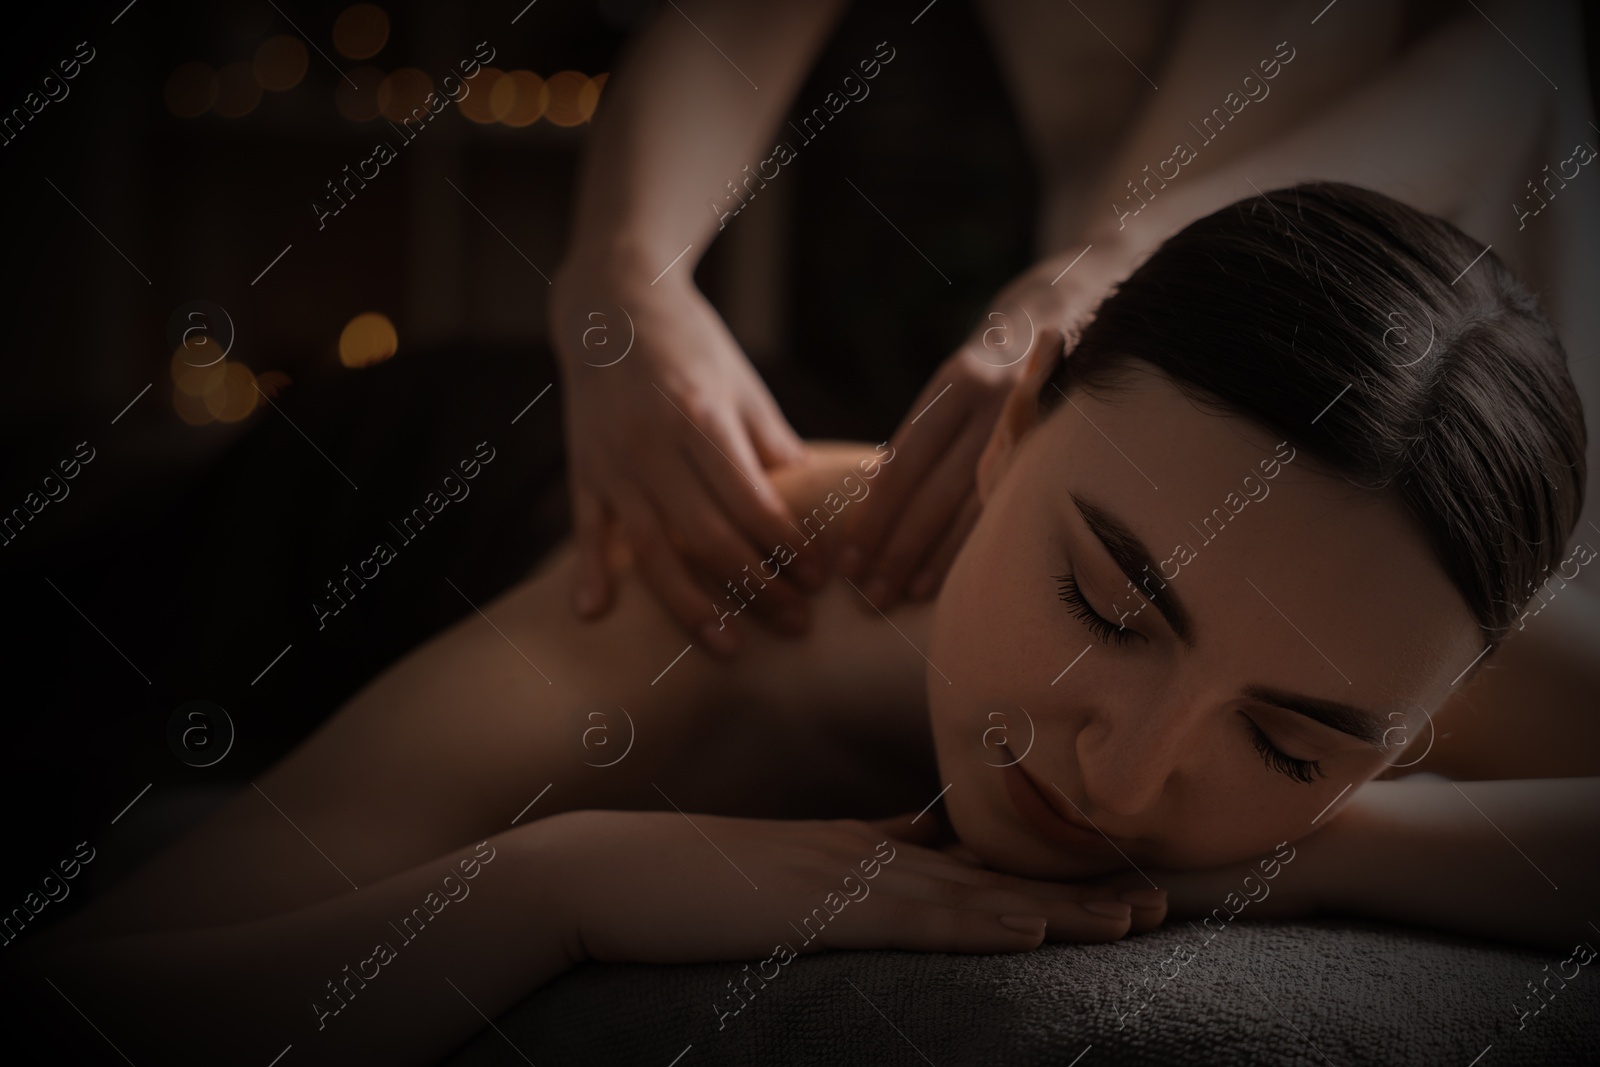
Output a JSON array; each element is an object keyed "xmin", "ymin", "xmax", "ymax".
[{"xmin": 1047, "ymin": 181, "xmax": 1586, "ymax": 642}]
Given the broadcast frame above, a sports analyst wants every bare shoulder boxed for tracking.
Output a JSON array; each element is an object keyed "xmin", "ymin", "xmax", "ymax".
[{"xmin": 600, "ymin": 439, "xmax": 897, "ymax": 572}]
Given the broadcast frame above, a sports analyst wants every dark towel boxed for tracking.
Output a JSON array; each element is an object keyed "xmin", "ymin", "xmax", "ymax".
[{"xmin": 444, "ymin": 920, "xmax": 1600, "ymax": 1065}]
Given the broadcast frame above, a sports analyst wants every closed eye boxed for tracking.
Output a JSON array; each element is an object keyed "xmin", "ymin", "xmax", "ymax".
[
  {"xmin": 1055, "ymin": 571, "xmax": 1136, "ymax": 647},
  {"xmin": 1241, "ymin": 713, "xmax": 1324, "ymax": 785}
]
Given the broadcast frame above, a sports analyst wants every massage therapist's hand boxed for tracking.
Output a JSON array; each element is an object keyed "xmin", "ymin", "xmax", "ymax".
[
  {"xmin": 840, "ymin": 247, "xmax": 1125, "ymax": 609},
  {"xmin": 540, "ymin": 808, "xmax": 1164, "ymax": 966},
  {"xmin": 550, "ymin": 258, "xmax": 823, "ymax": 653}
]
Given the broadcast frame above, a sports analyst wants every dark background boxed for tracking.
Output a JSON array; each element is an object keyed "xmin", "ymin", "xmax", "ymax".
[
  {"xmin": 0, "ymin": 0, "xmax": 1035, "ymax": 945},
  {"xmin": 4, "ymin": 0, "xmax": 1598, "ymax": 990}
]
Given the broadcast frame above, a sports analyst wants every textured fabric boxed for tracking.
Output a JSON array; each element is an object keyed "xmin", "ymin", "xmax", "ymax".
[{"xmin": 443, "ymin": 920, "xmax": 1600, "ymax": 1065}]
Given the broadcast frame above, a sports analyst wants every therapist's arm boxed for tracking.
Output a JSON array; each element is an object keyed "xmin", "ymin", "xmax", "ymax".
[
  {"xmin": 551, "ymin": 0, "xmax": 852, "ymax": 645},
  {"xmin": 1078, "ymin": 0, "xmax": 1558, "ymax": 258}
]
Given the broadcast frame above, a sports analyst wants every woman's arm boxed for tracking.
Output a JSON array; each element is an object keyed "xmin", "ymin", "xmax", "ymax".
[
  {"xmin": 1302, "ymin": 776, "xmax": 1600, "ymax": 950},
  {"xmin": 1418, "ymin": 583, "xmax": 1600, "ymax": 781},
  {"xmin": 1144, "ymin": 775, "xmax": 1598, "ymax": 951},
  {"xmin": 20, "ymin": 798, "xmax": 1154, "ymax": 1066},
  {"xmin": 19, "ymin": 828, "xmax": 578, "ymax": 1067}
]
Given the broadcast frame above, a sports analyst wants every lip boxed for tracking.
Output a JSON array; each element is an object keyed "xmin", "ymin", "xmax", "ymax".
[{"xmin": 1000, "ymin": 749, "xmax": 1119, "ymax": 852}]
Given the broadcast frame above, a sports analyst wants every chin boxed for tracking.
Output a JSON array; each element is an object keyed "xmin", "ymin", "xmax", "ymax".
[
  {"xmin": 944, "ymin": 794, "xmax": 1132, "ymax": 882},
  {"xmin": 932, "ymin": 712, "xmax": 1130, "ymax": 882}
]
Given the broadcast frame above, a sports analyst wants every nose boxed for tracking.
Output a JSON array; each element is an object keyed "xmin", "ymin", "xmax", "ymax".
[{"xmin": 1073, "ymin": 688, "xmax": 1199, "ymax": 818}]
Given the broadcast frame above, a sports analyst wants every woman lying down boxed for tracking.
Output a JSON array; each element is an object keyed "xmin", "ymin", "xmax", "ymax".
[{"xmin": 22, "ymin": 184, "xmax": 1600, "ymax": 1065}]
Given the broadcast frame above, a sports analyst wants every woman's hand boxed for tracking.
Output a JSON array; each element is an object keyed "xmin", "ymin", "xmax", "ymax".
[
  {"xmin": 839, "ymin": 244, "xmax": 1128, "ymax": 609},
  {"xmin": 541, "ymin": 808, "xmax": 1167, "ymax": 966},
  {"xmin": 1088, "ymin": 843, "xmax": 1322, "ymax": 924},
  {"xmin": 550, "ymin": 260, "xmax": 822, "ymax": 654}
]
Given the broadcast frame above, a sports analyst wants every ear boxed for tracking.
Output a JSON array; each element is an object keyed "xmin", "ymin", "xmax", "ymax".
[{"xmin": 976, "ymin": 328, "xmax": 1068, "ymax": 504}]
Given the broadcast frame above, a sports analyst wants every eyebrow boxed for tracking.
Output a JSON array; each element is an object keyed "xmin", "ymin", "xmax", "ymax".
[
  {"xmin": 1070, "ymin": 494, "xmax": 1195, "ymax": 647},
  {"xmin": 1067, "ymin": 495, "xmax": 1390, "ymax": 745},
  {"xmin": 1244, "ymin": 686, "xmax": 1389, "ymax": 747}
]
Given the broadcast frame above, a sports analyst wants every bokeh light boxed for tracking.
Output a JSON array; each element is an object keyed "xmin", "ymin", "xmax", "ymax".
[
  {"xmin": 378, "ymin": 67, "xmax": 434, "ymax": 123},
  {"xmin": 212, "ymin": 61, "xmax": 263, "ymax": 118},
  {"xmin": 170, "ymin": 348, "xmax": 260, "ymax": 425},
  {"xmin": 543, "ymin": 70, "xmax": 592, "ymax": 127},
  {"xmin": 458, "ymin": 67, "xmax": 509, "ymax": 124},
  {"xmin": 173, "ymin": 386, "xmax": 214, "ymax": 426},
  {"xmin": 205, "ymin": 362, "xmax": 260, "ymax": 423},
  {"xmin": 254, "ymin": 35, "xmax": 309, "ymax": 92},
  {"xmin": 333, "ymin": 4, "xmax": 390, "ymax": 61},
  {"xmin": 335, "ymin": 65, "xmax": 385, "ymax": 122},
  {"xmin": 170, "ymin": 347, "xmax": 227, "ymax": 397},
  {"xmin": 256, "ymin": 370, "xmax": 293, "ymax": 398},
  {"xmin": 576, "ymin": 72, "xmax": 609, "ymax": 123},
  {"xmin": 492, "ymin": 70, "xmax": 547, "ymax": 128},
  {"xmin": 338, "ymin": 312, "xmax": 399, "ymax": 368},
  {"xmin": 165, "ymin": 62, "xmax": 218, "ymax": 118}
]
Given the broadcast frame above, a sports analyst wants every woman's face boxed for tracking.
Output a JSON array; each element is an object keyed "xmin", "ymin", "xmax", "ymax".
[{"xmin": 927, "ymin": 361, "xmax": 1481, "ymax": 879}]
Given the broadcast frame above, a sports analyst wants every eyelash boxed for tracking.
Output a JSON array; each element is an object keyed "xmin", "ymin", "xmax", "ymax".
[
  {"xmin": 1244, "ymin": 717, "xmax": 1324, "ymax": 785},
  {"xmin": 1055, "ymin": 572, "xmax": 1135, "ymax": 647}
]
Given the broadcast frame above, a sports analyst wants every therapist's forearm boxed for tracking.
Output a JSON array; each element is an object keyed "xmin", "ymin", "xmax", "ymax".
[
  {"xmin": 1066, "ymin": 0, "xmax": 1402, "ymax": 253},
  {"xmin": 1080, "ymin": 5, "xmax": 1553, "ymax": 258},
  {"xmin": 561, "ymin": 0, "xmax": 848, "ymax": 274}
]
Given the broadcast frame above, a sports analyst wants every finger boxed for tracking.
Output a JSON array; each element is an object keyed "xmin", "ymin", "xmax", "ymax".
[
  {"xmin": 825, "ymin": 877, "xmax": 1130, "ymax": 950},
  {"xmin": 852, "ymin": 829, "xmax": 1167, "ymax": 927},
  {"xmin": 686, "ymin": 412, "xmax": 826, "ymax": 590},
  {"xmin": 610, "ymin": 489, "xmax": 739, "ymax": 656},
  {"xmin": 860, "ymin": 421, "xmax": 988, "ymax": 609},
  {"xmin": 904, "ymin": 492, "xmax": 982, "ymax": 601},
  {"xmin": 839, "ymin": 377, "xmax": 966, "ymax": 577},
  {"xmin": 867, "ymin": 848, "xmax": 1142, "ymax": 909},
  {"xmin": 648, "ymin": 462, "xmax": 812, "ymax": 636},
  {"xmin": 743, "ymin": 395, "xmax": 809, "ymax": 469},
  {"xmin": 817, "ymin": 896, "xmax": 1047, "ymax": 954},
  {"xmin": 1118, "ymin": 888, "xmax": 1169, "ymax": 934},
  {"xmin": 877, "ymin": 872, "xmax": 1134, "ymax": 943},
  {"xmin": 570, "ymin": 484, "xmax": 615, "ymax": 619},
  {"xmin": 839, "ymin": 417, "xmax": 958, "ymax": 577}
]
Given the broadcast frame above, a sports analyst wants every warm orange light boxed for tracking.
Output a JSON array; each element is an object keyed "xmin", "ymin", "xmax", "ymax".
[
  {"xmin": 173, "ymin": 385, "xmax": 214, "ymax": 426},
  {"xmin": 170, "ymin": 346, "xmax": 227, "ymax": 396},
  {"xmin": 339, "ymin": 312, "xmax": 399, "ymax": 368},
  {"xmin": 458, "ymin": 67, "xmax": 508, "ymax": 124},
  {"xmin": 212, "ymin": 61, "xmax": 262, "ymax": 118},
  {"xmin": 335, "ymin": 65, "xmax": 385, "ymax": 122},
  {"xmin": 254, "ymin": 35, "xmax": 309, "ymax": 92},
  {"xmin": 379, "ymin": 67, "xmax": 434, "ymax": 123},
  {"xmin": 543, "ymin": 70, "xmax": 591, "ymax": 127},
  {"xmin": 492, "ymin": 70, "xmax": 546, "ymax": 128},
  {"xmin": 333, "ymin": 4, "xmax": 390, "ymax": 61},
  {"xmin": 206, "ymin": 362, "xmax": 260, "ymax": 423},
  {"xmin": 165, "ymin": 62, "xmax": 217, "ymax": 118},
  {"xmin": 575, "ymin": 72, "xmax": 608, "ymax": 123},
  {"xmin": 256, "ymin": 370, "xmax": 293, "ymax": 398}
]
